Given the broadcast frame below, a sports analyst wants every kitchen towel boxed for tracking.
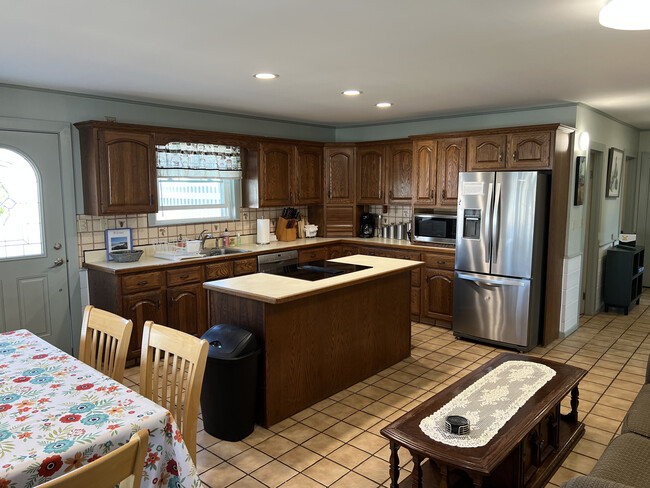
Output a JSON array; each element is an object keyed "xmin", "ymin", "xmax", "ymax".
[{"xmin": 257, "ymin": 218, "xmax": 270, "ymax": 244}]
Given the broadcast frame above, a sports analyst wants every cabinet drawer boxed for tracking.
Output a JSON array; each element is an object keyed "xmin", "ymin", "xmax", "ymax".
[
  {"xmin": 166, "ymin": 265, "xmax": 203, "ymax": 286},
  {"xmin": 422, "ymin": 252, "xmax": 455, "ymax": 270},
  {"xmin": 234, "ymin": 257, "xmax": 257, "ymax": 276},
  {"xmin": 205, "ymin": 261, "xmax": 234, "ymax": 280},
  {"xmin": 121, "ymin": 271, "xmax": 163, "ymax": 294},
  {"xmin": 298, "ymin": 247, "xmax": 329, "ymax": 263}
]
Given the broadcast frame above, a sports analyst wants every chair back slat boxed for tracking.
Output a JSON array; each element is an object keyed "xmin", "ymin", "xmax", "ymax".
[
  {"xmin": 39, "ymin": 429, "xmax": 149, "ymax": 488},
  {"xmin": 79, "ymin": 306, "xmax": 133, "ymax": 384},
  {"xmin": 140, "ymin": 321, "xmax": 208, "ymax": 463}
]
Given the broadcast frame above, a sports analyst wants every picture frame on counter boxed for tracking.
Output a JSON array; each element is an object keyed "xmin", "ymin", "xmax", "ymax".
[
  {"xmin": 105, "ymin": 228, "xmax": 133, "ymax": 260},
  {"xmin": 574, "ymin": 156, "xmax": 586, "ymax": 206},
  {"xmin": 606, "ymin": 147, "xmax": 623, "ymax": 198}
]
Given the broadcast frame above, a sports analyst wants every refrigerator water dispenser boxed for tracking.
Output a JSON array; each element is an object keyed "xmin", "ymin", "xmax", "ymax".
[{"xmin": 463, "ymin": 209, "xmax": 481, "ymax": 239}]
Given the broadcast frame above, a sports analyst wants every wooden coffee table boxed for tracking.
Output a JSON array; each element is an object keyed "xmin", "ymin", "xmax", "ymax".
[{"xmin": 380, "ymin": 353, "xmax": 586, "ymax": 488}]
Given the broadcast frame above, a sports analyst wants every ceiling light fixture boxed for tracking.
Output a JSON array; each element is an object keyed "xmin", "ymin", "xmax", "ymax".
[
  {"xmin": 342, "ymin": 90, "xmax": 362, "ymax": 96},
  {"xmin": 599, "ymin": 0, "xmax": 650, "ymax": 30},
  {"xmin": 376, "ymin": 102, "xmax": 392, "ymax": 108},
  {"xmin": 253, "ymin": 73, "xmax": 279, "ymax": 80}
]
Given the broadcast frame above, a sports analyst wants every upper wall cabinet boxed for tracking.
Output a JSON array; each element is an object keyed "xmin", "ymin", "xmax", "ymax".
[
  {"xmin": 324, "ymin": 145, "xmax": 355, "ymax": 204},
  {"xmin": 356, "ymin": 144, "xmax": 385, "ymax": 205},
  {"xmin": 386, "ymin": 141, "xmax": 413, "ymax": 204},
  {"xmin": 75, "ymin": 121, "xmax": 158, "ymax": 215},
  {"xmin": 413, "ymin": 139, "xmax": 437, "ymax": 205},
  {"xmin": 294, "ymin": 144, "xmax": 323, "ymax": 205},
  {"xmin": 437, "ymin": 137, "xmax": 466, "ymax": 207},
  {"xmin": 468, "ymin": 129, "xmax": 552, "ymax": 171},
  {"xmin": 259, "ymin": 142, "xmax": 293, "ymax": 207}
]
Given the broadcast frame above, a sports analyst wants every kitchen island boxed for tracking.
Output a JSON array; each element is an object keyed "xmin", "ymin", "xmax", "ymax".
[{"xmin": 203, "ymin": 254, "xmax": 422, "ymax": 426}]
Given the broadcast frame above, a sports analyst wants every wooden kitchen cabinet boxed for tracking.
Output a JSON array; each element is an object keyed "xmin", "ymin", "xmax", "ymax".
[
  {"xmin": 121, "ymin": 290, "xmax": 165, "ymax": 360},
  {"xmin": 468, "ymin": 133, "xmax": 507, "ymax": 171},
  {"xmin": 356, "ymin": 144, "xmax": 385, "ymax": 204},
  {"xmin": 233, "ymin": 257, "xmax": 257, "ymax": 276},
  {"xmin": 386, "ymin": 141, "xmax": 413, "ymax": 204},
  {"xmin": 420, "ymin": 251, "xmax": 455, "ymax": 325},
  {"xmin": 294, "ymin": 144, "xmax": 323, "ymax": 205},
  {"xmin": 413, "ymin": 139, "xmax": 437, "ymax": 205},
  {"xmin": 298, "ymin": 246, "xmax": 329, "ymax": 262},
  {"xmin": 75, "ymin": 121, "xmax": 158, "ymax": 215},
  {"xmin": 258, "ymin": 142, "xmax": 293, "ymax": 207},
  {"xmin": 437, "ymin": 137, "xmax": 466, "ymax": 207},
  {"xmin": 324, "ymin": 145, "xmax": 355, "ymax": 204},
  {"xmin": 167, "ymin": 283, "xmax": 205, "ymax": 337}
]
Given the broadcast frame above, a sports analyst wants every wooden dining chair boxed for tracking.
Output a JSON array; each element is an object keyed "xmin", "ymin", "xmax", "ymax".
[
  {"xmin": 79, "ymin": 305, "xmax": 133, "ymax": 384},
  {"xmin": 140, "ymin": 321, "xmax": 208, "ymax": 463},
  {"xmin": 40, "ymin": 429, "xmax": 149, "ymax": 488}
]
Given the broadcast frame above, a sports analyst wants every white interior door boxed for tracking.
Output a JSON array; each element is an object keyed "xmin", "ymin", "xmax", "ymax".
[{"xmin": 0, "ymin": 130, "xmax": 71, "ymax": 351}]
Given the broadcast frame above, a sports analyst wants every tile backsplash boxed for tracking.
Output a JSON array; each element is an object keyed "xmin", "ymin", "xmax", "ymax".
[
  {"xmin": 368, "ymin": 205, "xmax": 412, "ymax": 227},
  {"xmin": 76, "ymin": 206, "xmax": 308, "ymax": 266}
]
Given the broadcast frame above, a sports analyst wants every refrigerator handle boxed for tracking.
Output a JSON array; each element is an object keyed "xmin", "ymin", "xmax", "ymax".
[
  {"xmin": 456, "ymin": 272, "xmax": 526, "ymax": 287},
  {"xmin": 485, "ymin": 183, "xmax": 493, "ymax": 263},
  {"xmin": 492, "ymin": 183, "xmax": 501, "ymax": 264}
]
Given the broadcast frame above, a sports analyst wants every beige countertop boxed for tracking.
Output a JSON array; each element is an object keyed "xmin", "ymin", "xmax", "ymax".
[
  {"xmin": 203, "ymin": 254, "xmax": 423, "ymax": 304},
  {"xmin": 83, "ymin": 236, "xmax": 453, "ymax": 274}
]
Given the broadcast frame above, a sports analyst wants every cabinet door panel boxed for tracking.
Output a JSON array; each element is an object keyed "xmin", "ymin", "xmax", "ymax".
[
  {"xmin": 298, "ymin": 247, "xmax": 329, "ymax": 263},
  {"xmin": 122, "ymin": 290, "xmax": 165, "ymax": 360},
  {"xmin": 325, "ymin": 206, "xmax": 355, "ymax": 236},
  {"xmin": 325, "ymin": 147, "xmax": 355, "ymax": 204},
  {"xmin": 234, "ymin": 257, "xmax": 257, "ymax": 276},
  {"xmin": 99, "ymin": 130, "xmax": 157, "ymax": 214},
  {"xmin": 468, "ymin": 134, "xmax": 507, "ymax": 171},
  {"xmin": 205, "ymin": 261, "xmax": 234, "ymax": 280},
  {"xmin": 387, "ymin": 142, "xmax": 413, "ymax": 203},
  {"xmin": 437, "ymin": 137, "xmax": 466, "ymax": 207},
  {"xmin": 413, "ymin": 140, "xmax": 436, "ymax": 204},
  {"xmin": 507, "ymin": 131, "xmax": 552, "ymax": 169},
  {"xmin": 167, "ymin": 283, "xmax": 205, "ymax": 336},
  {"xmin": 421, "ymin": 268, "xmax": 454, "ymax": 322},
  {"xmin": 295, "ymin": 145, "xmax": 323, "ymax": 204},
  {"xmin": 260, "ymin": 143, "xmax": 293, "ymax": 206},
  {"xmin": 356, "ymin": 145, "xmax": 385, "ymax": 204}
]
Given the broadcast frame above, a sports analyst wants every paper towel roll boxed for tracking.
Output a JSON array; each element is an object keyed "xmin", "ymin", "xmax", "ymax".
[{"xmin": 257, "ymin": 218, "xmax": 270, "ymax": 244}]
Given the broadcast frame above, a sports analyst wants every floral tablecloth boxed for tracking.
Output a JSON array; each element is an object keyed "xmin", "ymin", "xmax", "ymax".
[{"xmin": 0, "ymin": 330, "xmax": 201, "ymax": 488}]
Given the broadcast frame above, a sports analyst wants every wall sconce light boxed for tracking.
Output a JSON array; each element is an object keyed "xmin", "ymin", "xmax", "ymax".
[
  {"xmin": 599, "ymin": 0, "xmax": 650, "ymax": 30},
  {"xmin": 578, "ymin": 132, "xmax": 590, "ymax": 151}
]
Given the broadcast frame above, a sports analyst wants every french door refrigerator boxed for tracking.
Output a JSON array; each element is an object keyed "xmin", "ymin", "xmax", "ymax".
[{"xmin": 453, "ymin": 171, "xmax": 549, "ymax": 352}]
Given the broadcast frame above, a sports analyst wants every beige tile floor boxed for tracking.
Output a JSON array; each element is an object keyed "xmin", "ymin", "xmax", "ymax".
[{"xmin": 123, "ymin": 291, "xmax": 650, "ymax": 487}]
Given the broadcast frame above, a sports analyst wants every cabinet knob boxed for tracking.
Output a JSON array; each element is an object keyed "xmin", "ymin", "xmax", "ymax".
[
  {"xmin": 430, "ymin": 189, "xmax": 434, "ymax": 199},
  {"xmin": 290, "ymin": 191, "xmax": 293, "ymax": 203},
  {"xmin": 499, "ymin": 153, "xmax": 503, "ymax": 162},
  {"xmin": 156, "ymin": 300, "xmax": 161, "ymax": 309},
  {"xmin": 328, "ymin": 190, "xmax": 332, "ymax": 199},
  {"xmin": 513, "ymin": 151, "xmax": 517, "ymax": 161},
  {"xmin": 442, "ymin": 189, "xmax": 446, "ymax": 200},
  {"xmin": 180, "ymin": 274, "xmax": 189, "ymax": 279},
  {"xmin": 137, "ymin": 280, "xmax": 148, "ymax": 286},
  {"xmin": 437, "ymin": 260, "xmax": 446, "ymax": 265}
]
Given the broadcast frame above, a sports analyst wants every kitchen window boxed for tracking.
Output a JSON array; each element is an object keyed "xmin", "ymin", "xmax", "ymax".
[{"xmin": 148, "ymin": 143, "xmax": 242, "ymax": 226}]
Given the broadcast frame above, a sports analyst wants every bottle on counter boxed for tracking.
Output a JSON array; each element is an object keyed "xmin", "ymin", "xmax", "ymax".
[
  {"xmin": 236, "ymin": 233, "xmax": 241, "ymax": 247},
  {"xmin": 223, "ymin": 228, "xmax": 230, "ymax": 247}
]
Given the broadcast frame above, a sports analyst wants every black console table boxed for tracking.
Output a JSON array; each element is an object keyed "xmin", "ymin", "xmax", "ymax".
[{"xmin": 604, "ymin": 245, "xmax": 644, "ymax": 315}]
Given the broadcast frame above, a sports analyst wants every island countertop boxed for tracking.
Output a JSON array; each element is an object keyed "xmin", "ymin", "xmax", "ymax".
[{"xmin": 203, "ymin": 254, "xmax": 422, "ymax": 304}]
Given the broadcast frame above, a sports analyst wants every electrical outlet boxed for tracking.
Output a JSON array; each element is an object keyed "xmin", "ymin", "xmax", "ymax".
[
  {"xmin": 100, "ymin": 218, "xmax": 108, "ymax": 230},
  {"xmin": 104, "ymin": 116, "xmax": 116, "ymax": 122},
  {"xmin": 402, "ymin": 210, "xmax": 409, "ymax": 217},
  {"xmin": 78, "ymin": 219, "xmax": 88, "ymax": 232}
]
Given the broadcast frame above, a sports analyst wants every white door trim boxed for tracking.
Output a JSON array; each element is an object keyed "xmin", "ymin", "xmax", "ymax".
[{"xmin": 0, "ymin": 116, "xmax": 80, "ymax": 353}]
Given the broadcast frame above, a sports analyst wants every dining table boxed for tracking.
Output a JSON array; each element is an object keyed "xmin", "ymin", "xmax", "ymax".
[{"xmin": 0, "ymin": 329, "xmax": 202, "ymax": 488}]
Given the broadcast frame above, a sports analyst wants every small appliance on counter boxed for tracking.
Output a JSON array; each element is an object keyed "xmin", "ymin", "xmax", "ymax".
[{"xmin": 359, "ymin": 213, "xmax": 375, "ymax": 238}]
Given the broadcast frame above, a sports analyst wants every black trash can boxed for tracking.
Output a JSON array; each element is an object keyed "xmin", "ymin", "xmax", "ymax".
[{"xmin": 200, "ymin": 324, "xmax": 259, "ymax": 441}]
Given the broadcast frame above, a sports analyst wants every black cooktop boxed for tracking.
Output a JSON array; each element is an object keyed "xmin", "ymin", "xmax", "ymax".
[{"xmin": 261, "ymin": 260, "xmax": 371, "ymax": 281}]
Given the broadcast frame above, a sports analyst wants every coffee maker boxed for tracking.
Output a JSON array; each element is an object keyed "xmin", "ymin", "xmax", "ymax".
[{"xmin": 359, "ymin": 213, "xmax": 375, "ymax": 238}]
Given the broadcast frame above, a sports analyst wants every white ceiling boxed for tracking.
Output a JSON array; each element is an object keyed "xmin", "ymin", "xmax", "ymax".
[{"xmin": 2, "ymin": 0, "xmax": 650, "ymax": 129}]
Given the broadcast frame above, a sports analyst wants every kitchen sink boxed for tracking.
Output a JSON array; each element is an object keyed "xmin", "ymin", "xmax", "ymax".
[{"xmin": 200, "ymin": 247, "xmax": 250, "ymax": 257}]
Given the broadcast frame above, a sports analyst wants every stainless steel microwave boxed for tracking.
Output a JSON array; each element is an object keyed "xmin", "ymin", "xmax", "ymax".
[{"xmin": 413, "ymin": 213, "xmax": 457, "ymax": 244}]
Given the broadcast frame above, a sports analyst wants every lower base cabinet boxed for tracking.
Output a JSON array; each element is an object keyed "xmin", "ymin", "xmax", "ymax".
[
  {"xmin": 121, "ymin": 290, "xmax": 165, "ymax": 360},
  {"xmin": 420, "ymin": 251, "xmax": 455, "ymax": 327},
  {"xmin": 167, "ymin": 283, "xmax": 205, "ymax": 337}
]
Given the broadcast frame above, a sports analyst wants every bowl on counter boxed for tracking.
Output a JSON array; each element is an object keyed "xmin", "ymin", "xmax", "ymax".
[{"xmin": 109, "ymin": 249, "xmax": 143, "ymax": 262}]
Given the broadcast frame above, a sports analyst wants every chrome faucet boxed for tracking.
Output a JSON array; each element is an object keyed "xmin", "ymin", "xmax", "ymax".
[{"xmin": 199, "ymin": 230, "xmax": 213, "ymax": 252}]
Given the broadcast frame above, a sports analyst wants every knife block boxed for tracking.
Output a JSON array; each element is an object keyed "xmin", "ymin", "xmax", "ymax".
[{"xmin": 276, "ymin": 217, "xmax": 297, "ymax": 241}]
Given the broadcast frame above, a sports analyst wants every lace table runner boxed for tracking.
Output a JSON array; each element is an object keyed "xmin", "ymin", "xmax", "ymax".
[{"xmin": 419, "ymin": 360, "xmax": 556, "ymax": 448}]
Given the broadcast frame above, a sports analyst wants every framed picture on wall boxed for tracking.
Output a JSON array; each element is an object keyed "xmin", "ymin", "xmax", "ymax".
[
  {"xmin": 574, "ymin": 156, "xmax": 586, "ymax": 206},
  {"xmin": 606, "ymin": 147, "xmax": 623, "ymax": 198},
  {"xmin": 105, "ymin": 228, "xmax": 133, "ymax": 260}
]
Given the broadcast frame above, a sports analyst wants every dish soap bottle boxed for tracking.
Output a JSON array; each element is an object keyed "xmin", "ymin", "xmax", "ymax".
[
  {"xmin": 223, "ymin": 228, "xmax": 229, "ymax": 247},
  {"xmin": 236, "ymin": 233, "xmax": 242, "ymax": 247}
]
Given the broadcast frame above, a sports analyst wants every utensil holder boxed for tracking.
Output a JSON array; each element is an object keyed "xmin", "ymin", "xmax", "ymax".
[{"xmin": 276, "ymin": 217, "xmax": 297, "ymax": 241}]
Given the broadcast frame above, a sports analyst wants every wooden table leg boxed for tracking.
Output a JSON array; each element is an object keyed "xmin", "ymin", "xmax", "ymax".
[
  {"xmin": 411, "ymin": 453, "xmax": 423, "ymax": 488},
  {"xmin": 569, "ymin": 385, "xmax": 579, "ymax": 422},
  {"xmin": 389, "ymin": 441, "xmax": 400, "ymax": 488},
  {"xmin": 471, "ymin": 473, "xmax": 484, "ymax": 487},
  {"xmin": 439, "ymin": 463, "xmax": 449, "ymax": 488}
]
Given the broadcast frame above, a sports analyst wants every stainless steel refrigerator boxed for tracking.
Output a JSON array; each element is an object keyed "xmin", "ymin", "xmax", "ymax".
[{"xmin": 453, "ymin": 171, "xmax": 549, "ymax": 352}]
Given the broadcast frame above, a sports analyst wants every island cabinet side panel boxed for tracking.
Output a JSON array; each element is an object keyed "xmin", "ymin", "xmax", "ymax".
[{"xmin": 263, "ymin": 271, "xmax": 411, "ymax": 426}]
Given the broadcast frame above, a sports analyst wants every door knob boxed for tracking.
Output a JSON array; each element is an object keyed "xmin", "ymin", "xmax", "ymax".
[{"xmin": 51, "ymin": 258, "xmax": 64, "ymax": 267}]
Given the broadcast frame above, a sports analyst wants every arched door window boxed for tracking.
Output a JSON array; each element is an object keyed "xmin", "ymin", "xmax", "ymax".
[{"xmin": 0, "ymin": 147, "xmax": 44, "ymax": 259}]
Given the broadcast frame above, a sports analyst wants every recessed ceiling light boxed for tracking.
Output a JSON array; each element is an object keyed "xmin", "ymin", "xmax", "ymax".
[
  {"xmin": 253, "ymin": 73, "xmax": 279, "ymax": 80},
  {"xmin": 342, "ymin": 90, "xmax": 362, "ymax": 96},
  {"xmin": 376, "ymin": 102, "xmax": 392, "ymax": 108},
  {"xmin": 599, "ymin": 0, "xmax": 650, "ymax": 30}
]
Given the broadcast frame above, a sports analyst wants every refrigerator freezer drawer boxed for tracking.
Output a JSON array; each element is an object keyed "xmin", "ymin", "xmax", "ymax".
[{"xmin": 453, "ymin": 271, "xmax": 532, "ymax": 348}]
